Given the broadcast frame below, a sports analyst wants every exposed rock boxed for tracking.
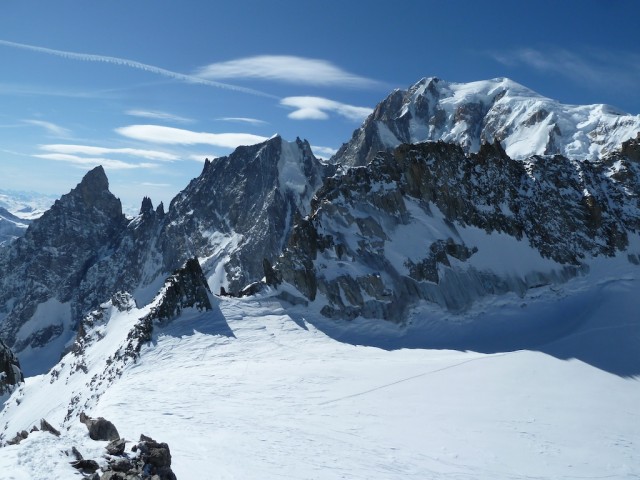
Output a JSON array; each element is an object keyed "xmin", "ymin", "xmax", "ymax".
[
  {"xmin": 70, "ymin": 458, "xmax": 100, "ymax": 473},
  {"xmin": 6, "ymin": 430, "xmax": 28, "ymax": 445},
  {"xmin": 274, "ymin": 139, "xmax": 639, "ymax": 321},
  {"xmin": 0, "ymin": 337, "xmax": 23, "ymax": 395},
  {"xmin": 151, "ymin": 258, "xmax": 212, "ymax": 324},
  {"xmin": 80, "ymin": 412, "xmax": 120, "ymax": 441},
  {"xmin": 0, "ymin": 166, "xmax": 127, "ymax": 359},
  {"xmin": 106, "ymin": 438, "xmax": 127, "ymax": 456},
  {"xmin": 98, "ymin": 434, "xmax": 177, "ymax": 480},
  {"xmin": 40, "ymin": 418, "xmax": 61, "ymax": 437}
]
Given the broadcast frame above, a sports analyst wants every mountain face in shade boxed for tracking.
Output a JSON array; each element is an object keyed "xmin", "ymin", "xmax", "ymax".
[
  {"xmin": 158, "ymin": 135, "xmax": 330, "ymax": 294},
  {"xmin": 0, "ymin": 137, "xmax": 329, "ymax": 373},
  {"xmin": 0, "ymin": 338, "xmax": 22, "ymax": 397},
  {"xmin": 0, "ymin": 166, "xmax": 127, "ymax": 363},
  {"xmin": 332, "ymin": 77, "xmax": 640, "ymax": 167}
]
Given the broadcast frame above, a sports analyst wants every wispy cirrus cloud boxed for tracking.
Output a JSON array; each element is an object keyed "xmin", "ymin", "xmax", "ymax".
[
  {"xmin": 23, "ymin": 119, "xmax": 71, "ymax": 137},
  {"xmin": 140, "ymin": 182, "xmax": 172, "ymax": 187},
  {"xmin": 39, "ymin": 144, "xmax": 179, "ymax": 161},
  {"xmin": 490, "ymin": 47, "xmax": 640, "ymax": 90},
  {"xmin": 0, "ymin": 39, "xmax": 276, "ymax": 99},
  {"xmin": 125, "ymin": 109, "xmax": 194, "ymax": 124},
  {"xmin": 0, "ymin": 82, "xmax": 111, "ymax": 99},
  {"xmin": 195, "ymin": 55, "xmax": 380, "ymax": 88},
  {"xmin": 217, "ymin": 117, "xmax": 268, "ymax": 126},
  {"xmin": 281, "ymin": 96, "xmax": 372, "ymax": 121},
  {"xmin": 115, "ymin": 125, "xmax": 268, "ymax": 149},
  {"xmin": 33, "ymin": 153, "xmax": 157, "ymax": 170}
]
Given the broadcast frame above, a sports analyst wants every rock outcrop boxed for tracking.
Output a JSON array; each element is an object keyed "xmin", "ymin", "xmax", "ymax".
[
  {"xmin": 0, "ymin": 337, "xmax": 23, "ymax": 396},
  {"xmin": 0, "ymin": 166, "xmax": 127, "ymax": 355},
  {"xmin": 273, "ymin": 138, "xmax": 640, "ymax": 320}
]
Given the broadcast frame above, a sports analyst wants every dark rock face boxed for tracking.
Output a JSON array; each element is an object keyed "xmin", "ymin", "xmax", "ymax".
[
  {"xmin": 0, "ymin": 337, "xmax": 23, "ymax": 395},
  {"xmin": 274, "ymin": 140, "xmax": 640, "ymax": 320},
  {"xmin": 40, "ymin": 418, "xmax": 61, "ymax": 437},
  {"xmin": 151, "ymin": 258, "xmax": 212, "ymax": 324},
  {"xmin": 100, "ymin": 434, "xmax": 177, "ymax": 480},
  {"xmin": 0, "ymin": 166, "xmax": 127, "ymax": 353},
  {"xmin": 159, "ymin": 135, "xmax": 330, "ymax": 294},
  {"xmin": 80, "ymin": 412, "xmax": 120, "ymax": 441}
]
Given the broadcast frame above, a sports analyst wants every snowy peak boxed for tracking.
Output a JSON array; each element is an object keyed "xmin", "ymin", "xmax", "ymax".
[
  {"xmin": 0, "ymin": 207, "xmax": 30, "ymax": 247},
  {"xmin": 333, "ymin": 77, "xmax": 640, "ymax": 166},
  {"xmin": 0, "ymin": 168, "xmax": 127, "ymax": 369},
  {"xmin": 162, "ymin": 135, "xmax": 329, "ymax": 294}
]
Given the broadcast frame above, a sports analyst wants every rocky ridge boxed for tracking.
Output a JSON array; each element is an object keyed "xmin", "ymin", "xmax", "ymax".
[
  {"xmin": 271, "ymin": 136, "xmax": 640, "ymax": 320},
  {"xmin": 0, "ymin": 136, "xmax": 327, "ymax": 369}
]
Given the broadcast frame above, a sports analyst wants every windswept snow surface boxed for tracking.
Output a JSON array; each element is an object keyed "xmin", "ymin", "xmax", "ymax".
[{"xmin": 1, "ymin": 263, "xmax": 640, "ymax": 479}]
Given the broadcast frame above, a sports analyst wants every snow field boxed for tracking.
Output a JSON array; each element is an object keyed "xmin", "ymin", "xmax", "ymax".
[{"xmin": 1, "ymin": 262, "xmax": 639, "ymax": 479}]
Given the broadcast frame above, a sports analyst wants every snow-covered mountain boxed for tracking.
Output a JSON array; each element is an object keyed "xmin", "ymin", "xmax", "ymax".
[
  {"xmin": 0, "ymin": 135, "xmax": 329, "ymax": 375},
  {"xmin": 272, "ymin": 136, "xmax": 640, "ymax": 321},
  {"xmin": 0, "ymin": 189, "xmax": 57, "ymax": 221},
  {"xmin": 1, "ymin": 77, "xmax": 639, "ymax": 479},
  {"xmin": 0, "ymin": 207, "xmax": 30, "ymax": 247},
  {"xmin": 333, "ymin": 77, "xmax": 640, "ymax": 166}
]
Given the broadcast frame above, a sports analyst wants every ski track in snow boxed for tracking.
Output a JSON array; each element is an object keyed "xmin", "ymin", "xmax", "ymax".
[
  {"xmin": 318, "ymin": 352, "xmax": 513, "ymax": 406},
  {"xmin": 1, "ymin": 268, "xmax": 640, "ymax": 479}
]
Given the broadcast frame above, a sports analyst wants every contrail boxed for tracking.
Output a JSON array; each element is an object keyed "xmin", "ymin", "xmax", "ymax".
[{"xmin": 0, "ymin": 39, "xmax": 279, "ymax": 99}]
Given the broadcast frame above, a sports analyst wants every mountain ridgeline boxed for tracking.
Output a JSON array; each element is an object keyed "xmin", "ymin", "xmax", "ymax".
[{"xmin": 0, "ymin": 77, "xmax": 639, "ymax": 375}]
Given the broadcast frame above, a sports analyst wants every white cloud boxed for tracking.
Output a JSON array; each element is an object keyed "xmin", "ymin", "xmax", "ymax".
[
  {"xmin": 125, "ymin": 110, "xmax": 194, "ymax": 124},
  {"xmin": 40, "ymin": 144, "xmax": 178, "ymax": 161},
  {"xmin": 0, "ymin": 39, "xmax": 276, "ymax": 99},
  {"xmin": 311, "ymin": 145, "xmax": 338, "ymax": 159},
  {"xmin": 281, "ymin": 96, "xmax": 372, "ymax": 122},
  {"xmin": 116, "ymin": 125, "xmax": 269, "ymax": 149},
  {"xmin": 196, "ymin": 55, "xmax": 379, "ymax": 88},
  {"xmin": 33, "ymin": 153, "xmax": 156, "ymax": 170},
  {"xmin": 23, "ymin": 120, "xmax": 70, "ymax": 137},
  {"xmin": 217, "ymin": 117, "xmax": 268, "ymax": 126}
]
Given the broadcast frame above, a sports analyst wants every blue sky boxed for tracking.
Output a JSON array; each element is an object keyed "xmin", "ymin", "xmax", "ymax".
[{"xmin": 1, "ymin": 0, "xmax": 638, "ymax": 212}]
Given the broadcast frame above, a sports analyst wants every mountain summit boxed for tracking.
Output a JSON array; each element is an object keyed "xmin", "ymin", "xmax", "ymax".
[{"xmin": 333, "ymin": 77, "xmax": 640, "ymax": 166}]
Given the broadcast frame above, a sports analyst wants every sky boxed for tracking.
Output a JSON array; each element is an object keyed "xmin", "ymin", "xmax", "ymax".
[{"xmin": 1, "ymin": 0, "xmax": 639, "ymax": 213}]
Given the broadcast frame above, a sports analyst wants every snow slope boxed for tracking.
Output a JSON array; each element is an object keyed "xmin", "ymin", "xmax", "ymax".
[{"xmin": 1, "ymin": 259, "xmax": 639, "ymax": 479}]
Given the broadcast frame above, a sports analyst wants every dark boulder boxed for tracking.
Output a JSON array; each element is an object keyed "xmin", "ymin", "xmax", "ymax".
[{"xmin": 80, "ymin": 412, "xmax": 120, "ymax": 441}]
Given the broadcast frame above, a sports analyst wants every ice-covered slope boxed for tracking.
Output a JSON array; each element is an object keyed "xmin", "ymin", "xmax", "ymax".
[
  {"xmin": 1, "ymin": 258, "xmax": 639, "ymax": 479},
  {"xmin": 334, "ymin": 77, "xmax": 640, "ymax": 166}
]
